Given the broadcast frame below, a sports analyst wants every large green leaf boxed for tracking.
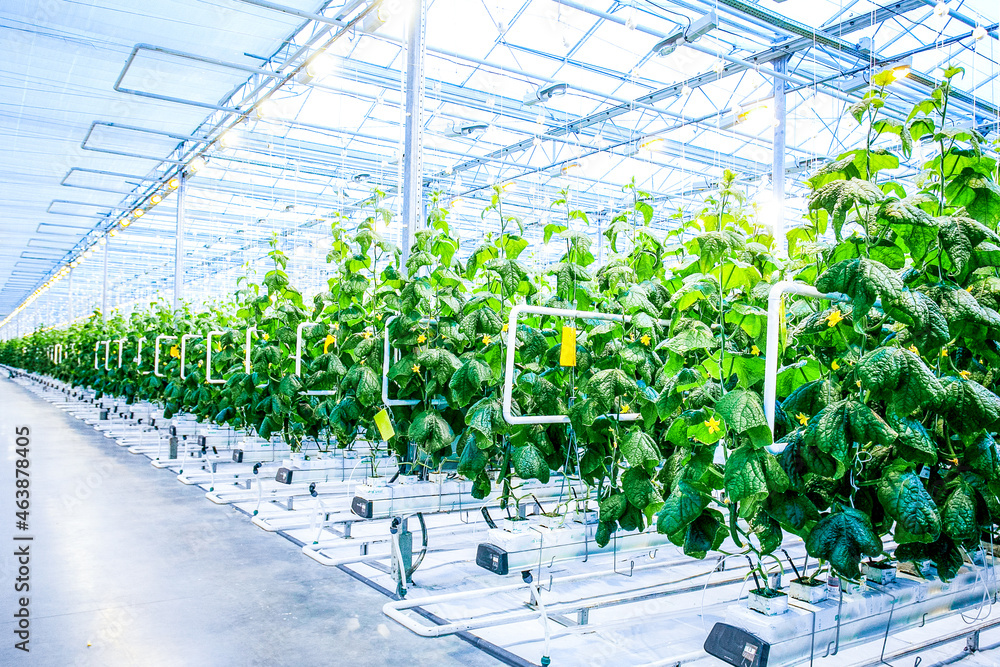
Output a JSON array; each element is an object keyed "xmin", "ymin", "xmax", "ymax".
[
  {"xmin": 449, "ymin": 358, "xmax": 492, "ymax": 407},
  {"xmin": 877, "ymin": 470, "xmax": 941, "ymax": 543},
  {"xmin": 804, "ymin": 400, "xmax": 897, "ymax": 479},
  {"xmin": 513, "ymin": 444, "xmax": 550, "ymax": 483},
  {"xmin": 805, "ymin": 508, "xmax": 883, "ymax": 579},
  {"xmin": 620, "ymin": 428, "xmax": 660, "ymax": 472},
  {"xmin": 682, "ymin": 509, "xmax": 727, "ymax": 559},
  {"xmin": 586, "ymin": 368, "xmax": 638, "ymax": 414},
  {"xmin": 857, "ymin": 347, "xmax": 942, "ymax": 416},
  {"xmin": 936, "ymin": 377, "xmax": 1000, "ymax": 435},
  {"xmin": 622, "ymin": 466, "xmax": 663, "ymax": 513},
  {"xmin": 808, "ymin": 179, "xmax": 885, "ymax": 240},
  {"xmin": 816, "ymin": 258, "xmax": 903, "ymax": 317},
  {"xmin": 715, "ymin": 389, "xmax": 770, "ymax": 446},
  {"xmin": 941, "ymin": 481, "xmax": 978, "ymax": 541},
  {"xmin": 886, "ymin": 289, "xmax": 950, "ymax": 351},
  {"xmin": 656, "ymin": 480, "xmax": 711, "ymax": 543},
  {"xmin": 724, "ymin": 445, "xmax": 789, "ymax": 510},
  {"xmin": 408, "ymin": 410, "xmax": 454, "ymax": 454}
]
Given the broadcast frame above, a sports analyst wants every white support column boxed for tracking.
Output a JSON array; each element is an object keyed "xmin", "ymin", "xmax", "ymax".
[
  {"xmin": 174, "ymin": 176, "xmax": 186, "ymax": 311},
  {"xmin": 67, "ymin": 270, "xmax": 73, "ymax": 323},
  {"xmin": 400, "ymin": 0, "xmax": 426, "ymax": 263},
  {"xmin": 772, "ymin": 56, "xmax": 788, "ymax": 257},
  {"xmin": 101, "ymin": 238, "xmax": 109, "ymax": 321}
]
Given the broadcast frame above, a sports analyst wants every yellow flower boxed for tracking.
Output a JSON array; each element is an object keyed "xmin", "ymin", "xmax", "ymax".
[
  {"xmin": 796, "ymin": 412, "xmax": 809, "ymax": 426},
  {"xmin": 705, "ymin": 416, "xmax": 722, "ymax": 434},
  {"xmin": 375, "ymin": 313, "xmax": 382, "ymax": 321},
  {"xmin": 362, "ymin": 331, "xmax": 373, "ymax": 339},
  {"xmin": 628, "ymin": 334, "xmax": 635, "ymax": 342},
  {"xmin": 620, "ymin": 404, "xmax": 631, "ymax": 414},
  {"xmin": 831, "ymin": 360, "xmax": 840, "ymax": 371},
  {"xmin": 826, "ymin": 309, "xmax": 844, "ymax": 327},
  {"xmin": 941, "ymin": 349, "xmax": 948, "ymax": 357},
  {"xmin": 751, "ymin": 345, "xmax": 761, "ymax": 356},
  {"xmin": 412, "ymin": 364, "xmax": 421, "ymax": 373},
  {"xmin": 169, "ymin": 345, "xmax": 180, "ymax": 358},
  {"xmin": 323, "ymin": 334, "xmax": 336, "ymax": 354},
  {"xmin": 482, "ymin": 334, "xmax": 492, "ymax": 345},
  {"xmin": 332, "ymin": 322, "xmax": 340, "ymax": 330},
  {"xmin": 417, "ymin": 334, "xmax": 427, "ymax": 344},
  {"xmin": 640, "ymin": 334, "xmax": 651, "ymax": 346},
  {"xmin": 856, "ymin": 380, "xmax": 862, "ymax": 388},
  {"xmin": 502, "ymin": 323, "xmax": 509, "ymax": 333},
  {"xmin": 908, "ymin": 345, "xmax": 919, "ymax": 354},
  {"xmin": 960, "ymin": 370, "xmax": 971, "ymax": 380},
  {"xmin": 262, "ymin": 332, "xmax": 269, "ymax": 341}
]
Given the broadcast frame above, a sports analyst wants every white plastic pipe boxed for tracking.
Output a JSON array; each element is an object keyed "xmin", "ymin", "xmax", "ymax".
[
  {"xmin": 205, "ymin": 330, "xmax": 227, "ymax": 385},
  {"xmin": 115, "ymin": 338, "xmax": 126, "ymax": 368},
  {"xmin": 93, "ymin": 342, "xmax": 101, "ymax": 370},
  {"xmin": 103, "ymin": 340, "xmax": 112, "ymax": 370},
  {"xmin": 244, "ymin": 327, "xmax": 255, "ymax": 374},
  {"xmin": 179, "ymin": 334, "xmax": 201, "ymax": 380},
  {"xmin": 154, "ymin": 335, "xmax": 178, "ymax": 378},
  {"xmin": 763, "ymin": 281, "xmax": 846, "ymax": 451},
  {"xmin": 502, "ymin": 304, "xmax": 669, "ymax": 425}
]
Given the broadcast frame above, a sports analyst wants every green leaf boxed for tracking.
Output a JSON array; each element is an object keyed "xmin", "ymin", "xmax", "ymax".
[
  {"xmin": 622, "ymin": 466, "xmax": 662, "ymax": 512},
  {"xmin": 682, "ymin": 509, "xmax": 727, "ymax": 559},
  {"xmin": 656, "ymin": 480, "xmax": 711, "ymax": 543},
  {"xmin": 724, "ymin": 445, "xmax": 789, "ymax": 509},
  {"xmin": 599, "ymin": 492, "xmax": 628, "ymax": 524},
  {"xmin": 715, "ymin": 389, "xmax": 770, "ymax": 446},
  {"xmin": 513, "ymin": 445, "xmax": 550, "ymax": 483},
  {"xmin": 877, "ymin": 470, "xmax": 941, "ymax": 543},
  {"xmin": 765, "ymin": 491, "xmax": 820, "ymax": 536},
  {"xmin": 886, "ymin": 289, "xmax": 950, "ymax": 351},
  {"xmin": 808, "ymin": 179, "xmax": 885, "ymax": 240},
  {"xmin": 416, "ymin": 348, "xmax": 463, "ymax": 387},
  {"xmin": 892, "ymin": 417, "xmax": 937, "ymax": 466},
  {"xmin": 895, "ymin": 534, "xmax": 964, "ymax": 581},
  {"xmin": 804, "ymin": 400, "xmax": 897, "ymax": 479},
  {"xmin": 449, "ymin": 358, "xmax": 492, "ymax": 407},
  {"xmin": 805, "ymin": 508, "xmax": 883, "ymax": 579},
  {"xmin": 936, "ymin": 377, "xmax": 1000, "ymax": 436},
  {"xmin": 343, "ymin": 364, "xmax": 380, "ymax": 407},
  {"xmin": 663, "ymin": 321, "xmax": 715, "ymax": 354},
  {"xmin": 408, "ymin": 410, "xmax": 455, "ymax": 454},
  {"xmin": 457, "ymin": 430, "xmax": 488, "ymax": 477},
  {"xmin": 816, "ymin": 258, "xmax": 903, "ymax": 317},
  {"xmin": 965, "ymin": 432, "xmax": 1000, "ymax": 482},
  {"xmin": 857, "ymin": 347, "xmax": 942, "ymax": 416},
  {"xmin": 941, "ymin": 481, "xmax": 977, "ymax": 542},
  {"xmin": 620, "ymin": 428, "xmax": 660, "ymax": 472},
  {"xmin": 586, "ymin": 368, "xmax": 638, "ymax": 414}
]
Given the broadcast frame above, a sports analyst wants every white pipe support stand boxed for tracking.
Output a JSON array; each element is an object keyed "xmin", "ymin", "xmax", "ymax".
[
  {"xmin": 115, "ymin": 338, "xmax": 126, "ymax": 368},
  {"xmin": 502, "ymin": 304, "xmax": 670, "ymax": 425},
  {"xmin": 154, "ymin": 334, "xmax": 178, "ymax": 378},
  {"xmin": 103, "ymin": 340, "xmax": 112, "ymax": 370},
  {"xmin": 763, "ymin": 281, "xmax": 847, "ymax": 453},
  {"xmin": 179, "ymin": 334, "xmax": 202, "ymax": 380},
  {"xmin": 94, "ymin": 341, "xmax": 102, "ymax": 370},
  {"xmin": 381, "ymin": 315, "xmax": 436, "ymax": 408},
  {"xmin": 205, "ymin": 330, "xmax": 227, "ymax": 385},
  {"xmin": 54, "ymin": 344, "xmax": 62, "ymax": 365}
]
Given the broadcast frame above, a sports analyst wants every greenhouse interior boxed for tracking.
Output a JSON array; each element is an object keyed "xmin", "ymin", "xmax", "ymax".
[{"xmin": 2, "ymin": 0, "xmax": 1000, "ymax": 664}]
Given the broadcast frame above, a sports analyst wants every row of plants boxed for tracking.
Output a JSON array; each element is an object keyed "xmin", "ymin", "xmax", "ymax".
[{"xmin": 4, "ymin": 68, "xmax": 1000, "ymax": 593}]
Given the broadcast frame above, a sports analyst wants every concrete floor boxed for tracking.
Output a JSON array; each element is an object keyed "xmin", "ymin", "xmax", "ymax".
[{"xmin": 0, "ymin": 377, "xmax": 500, "ymax": 667}]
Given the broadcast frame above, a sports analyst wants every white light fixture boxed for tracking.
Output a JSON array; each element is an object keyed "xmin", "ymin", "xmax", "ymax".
[
  {"xmin": 934, "ymin": 1, "xmax": 948, "ymax": 16},
  {"xmin": 150, "ymin": 193, "xmax": 163, "ymax": 205},
  {"xmin": 188, "ymin": 156, "xmax": 206, "ymax": 173},
  {"xmin": 681, "ymin": 84, "xmax": 693, "ymax": 96},
  {"xmin": 254, "ymin": 99, "xmax": 281, "ymax": 119},
  {"xmin": 296, "ymin": 53, "xmax": 339, "ymax": 84},
  {"xmin": 167, "ymin": 177, "xmax": 180, "ymax": 190},
  {"xmin": 973, "ymin": 25, "xmax": 988, "ymax": 40},
  {"xmin": 524, "ymin": 82, "xmax": 570, "ymax": 106},
  {"xmin": 447, "ymin": 121, "xmax": 489, "ymax": 137},
  {"xmin": 652, "ymin": 10, "xmax": 718, "ymax": 57}
]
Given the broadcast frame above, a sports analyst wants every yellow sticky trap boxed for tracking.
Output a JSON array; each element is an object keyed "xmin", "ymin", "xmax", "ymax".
[
  {"xmin": 560, "ymin": 326, "xmax": 577, "ymax": 367},
  {"xmin": 373, "ymin": 408, "xmax": 395, "ymax": 441},
  {"xmin": 323, "ymin": 334, "xmax": 336, "ymax": 354}
]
